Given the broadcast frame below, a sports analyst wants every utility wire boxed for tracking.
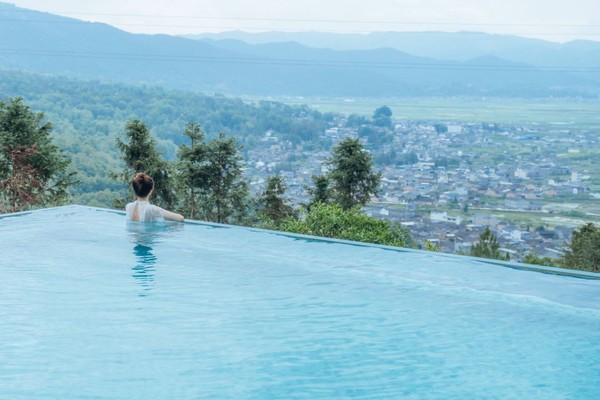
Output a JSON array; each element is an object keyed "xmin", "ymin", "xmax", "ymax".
[
  {"xmin": 0, "ymin": 19, "xmax": 600, "ymax": 37},
  {"xmin": 1, "ymin": 48, "xmax": 598, "ymax": 72},
  {"xmin": 2, "ymin": 8, "xmax": 600, "ymax": 29},
  {"xmin": 0, "ymin": 13, "xmax": 599, "ymax": 39},
  {"xmin": 1, "ymin": 18, "xmax": 599, "ymax": 37}
]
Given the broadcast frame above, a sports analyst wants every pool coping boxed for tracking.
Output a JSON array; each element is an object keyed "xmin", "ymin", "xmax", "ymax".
[{"xmin": 3, "ymin": 204, "xmax": 600, "ymax": 280}]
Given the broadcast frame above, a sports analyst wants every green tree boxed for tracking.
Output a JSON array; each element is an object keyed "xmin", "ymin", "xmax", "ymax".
[
  {"xmin": 0, "ymin": 145, "xmax": 42, "ymax": 212},
  {"xmin": 470, "ymin": 226, "xmax": 510, "ymax": 261},
  {"xmin": 305, "ymin": 174, "xmax": 331, "ymax": 210},
  {"xmin": 399, "ymin": 151, "xmax": 419, "ymax": 165},
  {"xmin": 200, "ymin": 133, "xmax": 249, "ymax": 224},
  {"xmin": 176, "ymin": 122, "xmax": 207, "ymax": 219},
  {"xmin": 523, "ymin": 253, "xmax": 555, "ymax": 267},
  {"xmin": 373, "ymin": 105, "xmax": 392, "ymax": 128},
  {"xmin": 358, "ymin": 126, "xmax": 377, "ymax": 138},
  {"xmin": 346, "ymin": 114, "xmax": 368, "ymax": 127},
  {"xmin": 257, "ymin": 175, "xmax": 296, "ymax": 227},
  {"xmin": 280, "ymin": 203, "xmax": 411, "ymax": 247},
  {"xmin": 115, "ymin": 119, "xmax": 174, "ymax": 208},
  {"xmin": 326, "ymin": 138, "xmax": 381, "ymax": 210},
  {"xmin": 0, "ymin": 97, "xmax": 76, "ymax": 212},
  {"xmin": 424, "ymin": 240, "xmax": 441, "ymax": 252},
  {"xmin": 434, "ymin": 123, "xmax": 448, "ymax": 134},
  {"xmin": 560, "ymin": 223, "xmax": 600, "ymax": 272}
]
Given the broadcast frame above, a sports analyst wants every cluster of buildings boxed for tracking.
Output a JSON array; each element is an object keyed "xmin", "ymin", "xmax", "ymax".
[{"xmin": 244, "ymin": 116, "xmax": 598, "ymax": 261}]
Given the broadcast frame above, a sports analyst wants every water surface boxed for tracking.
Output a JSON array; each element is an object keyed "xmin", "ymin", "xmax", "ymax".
[{"xmin": 1, "ymin": 206, "xmax": 599, "ymax": 399}]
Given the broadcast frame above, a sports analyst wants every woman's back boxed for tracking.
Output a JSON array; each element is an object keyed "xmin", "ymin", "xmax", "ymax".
[{"xmin": 126, "ymin": 200, "xmax": 164, "ymax": 222}]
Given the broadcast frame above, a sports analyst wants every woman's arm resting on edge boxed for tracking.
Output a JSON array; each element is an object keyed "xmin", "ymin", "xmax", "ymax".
[{"xmin": 162, "ymin": 209, "xmax": 185, "ymax": 222}]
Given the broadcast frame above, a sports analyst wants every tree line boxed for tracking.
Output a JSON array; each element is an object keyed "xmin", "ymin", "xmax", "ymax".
[
  {"xmin": 112, "ymin": 115, "xmax": 411, "ymax": 248},
  {"xmin": 1, "ymin": 97, "xmax": 599, "ymax": 273},
  {"xmin": 0, "ymin": 70, "xmax": 334, "ymax": 207}
]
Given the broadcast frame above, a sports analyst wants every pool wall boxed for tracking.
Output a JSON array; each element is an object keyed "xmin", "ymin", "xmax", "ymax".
[{"xmin": 7, "ymin": 205, "xmax": 594, "ymax": 280}]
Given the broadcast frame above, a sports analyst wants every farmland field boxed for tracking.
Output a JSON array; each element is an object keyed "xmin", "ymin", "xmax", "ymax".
[{"xmin": 257, "ymin": 96, "xmax": 600, "ymax": 126}]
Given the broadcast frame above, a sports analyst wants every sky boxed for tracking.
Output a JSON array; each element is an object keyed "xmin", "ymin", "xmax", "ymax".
[{"xmin": 8, "ymin": 0, "xmax": 600, "ymax": 42}]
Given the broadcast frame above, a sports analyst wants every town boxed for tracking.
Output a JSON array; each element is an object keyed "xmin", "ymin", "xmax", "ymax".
[{"xmin": 244, "ymin": 111, "xmax": 599, "ymax": 261}]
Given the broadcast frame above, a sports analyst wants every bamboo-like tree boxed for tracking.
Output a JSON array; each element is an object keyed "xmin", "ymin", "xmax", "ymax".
[
  {"xmin": 201, "ymin": 133, "xmax": 249, "ymax": 224},
  {"xmin": 257, "ymin": 175, "xmax": 296, "ymax": 227},
  {"xmin": 176, "ymin": 122, "xmax": 207, "ymax": 219},
  {"xmin": 114, "ymin": 119, "xmax": 174, "ymax": 208},
  {"xmin": 0, "ymin": 97, "xmax": 76, "ymax": 213},
  {"xmin": 326, "ymin": 137, "xmax": 381, "ymax": 210},
  {"xmin": 305, "ymin": 174, "xmax": 331, "ymax": 210}
]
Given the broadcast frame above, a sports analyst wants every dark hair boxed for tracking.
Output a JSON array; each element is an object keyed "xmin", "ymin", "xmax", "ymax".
[{"xmin": 131, "ymin": 173, "xmax": 154, "ymax": 198}]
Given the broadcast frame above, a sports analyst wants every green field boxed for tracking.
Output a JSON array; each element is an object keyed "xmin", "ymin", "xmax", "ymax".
[
  {"xmin": 455, "ymin": 203, "xmax": 600, "ymax": 229},
  {"xmin": 254, "ymin": 96, "xmax": 600, "ymax": 126}
]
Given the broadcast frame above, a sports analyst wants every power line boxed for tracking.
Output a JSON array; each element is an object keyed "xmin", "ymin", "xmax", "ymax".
[
  {"xmin": 1, "ymin": 11, "xmax": 599, "ymax": 40},
  {"xmin": 1, "ymin": 47, "xmax": 599, "ymax": 72},
  {"xmin": 2, "ymin": 18, "xmax": 600, "ymax": 37},
  {"xmin": 2, "ymin": 8, "xmax": 600, "ymax": 29}
]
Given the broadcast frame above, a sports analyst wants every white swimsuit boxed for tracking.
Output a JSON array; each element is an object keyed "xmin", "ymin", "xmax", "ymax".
[{"xmin": 125, "ymin": 200, "xmax": 165, "ymax": 222}]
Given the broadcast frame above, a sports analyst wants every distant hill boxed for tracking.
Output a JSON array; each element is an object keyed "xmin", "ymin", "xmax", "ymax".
[
  {"xmin": 187, "ymin": 31, "xmax": 600, "ymax": 68},
  {"xmin": 1, "ymin": 2, "xmax": 599, "ymax": 97}
]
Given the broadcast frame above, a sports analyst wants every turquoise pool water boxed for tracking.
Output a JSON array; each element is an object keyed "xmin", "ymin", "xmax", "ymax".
[{"xmin": 1, "ymin": 205, "xmax": 599, "ymax": 399}]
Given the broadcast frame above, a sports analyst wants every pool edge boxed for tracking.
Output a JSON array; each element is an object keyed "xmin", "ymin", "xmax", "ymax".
[{"xmin": 3, "ymin": 204, "xmax": 599, "ymax": 280}]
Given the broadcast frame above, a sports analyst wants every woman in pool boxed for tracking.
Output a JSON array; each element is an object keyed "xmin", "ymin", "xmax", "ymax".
[{"xmin": 126, "ymin": 172, "xmax": 184, "ymax": 222}]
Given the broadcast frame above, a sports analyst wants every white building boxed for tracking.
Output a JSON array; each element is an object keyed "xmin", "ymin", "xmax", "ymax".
[
  {"xmin": 430, "ymin": 211, "xmax": 462, "ymax": 225},
  {"xmin": 447, "ymin": 125, "xmax": 463, "ymax": 134}
]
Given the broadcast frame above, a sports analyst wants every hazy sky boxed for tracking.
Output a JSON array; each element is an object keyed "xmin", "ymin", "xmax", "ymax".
[{"xmin": 9, "ymin": 0, "xmax": 600, "ymax": 42}]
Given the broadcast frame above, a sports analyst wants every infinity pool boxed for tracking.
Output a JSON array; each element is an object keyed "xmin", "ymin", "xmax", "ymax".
[{"xmin": 1, "ymin": 206, "xmax": 599, "ymax": 399}]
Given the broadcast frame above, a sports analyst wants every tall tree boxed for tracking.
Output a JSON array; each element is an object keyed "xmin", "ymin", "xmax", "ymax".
[
  {"xmin": 176, "ymin": 122, "xmax": 207, "ymax": 219},
  {"xmin": 257, "ymin": 175, "xmax": 296, "ymax": 227},
  {"xmin": 305, "ymin": 174, "xmax": 331, "ymax": 210},
  {"xmin": 200, "ymin": 133, "xmax": 249, "ymax": 224},
  {"xmin": 470, "ymin": 226, "xmax": 510, "ymax": 261},
  {"xmin": 115, "ymin": 119, "xmax": 174, "ymax": 208},
  {"xmin": 560, "ymin": 223, "xmax": 600, "ymax": 272},
  {"xmin": 326, "ymin": 137, "xmax": 381, "ymax": 210},
  {"xmin": 0, "ymin": 97, "xmax": 75, "ymax": 213}
]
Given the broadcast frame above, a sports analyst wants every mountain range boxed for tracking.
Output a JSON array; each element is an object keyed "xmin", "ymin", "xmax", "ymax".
[
  {"xmin": 186, "ymin": 31, "xmax": 600, "ymax": 68},
  {"xmin": 1, "ymin": 2, "xmax": 599, "ymax": 97}
]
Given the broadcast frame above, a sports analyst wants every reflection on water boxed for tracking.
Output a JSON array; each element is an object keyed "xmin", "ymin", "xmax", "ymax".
[
  {"xmin": 126, "ymin": 221, "xmax": 183, "ymax": 296},
  {"xmin": 132, "ymin": 243, "xmax": 156, "ymax": 294}
]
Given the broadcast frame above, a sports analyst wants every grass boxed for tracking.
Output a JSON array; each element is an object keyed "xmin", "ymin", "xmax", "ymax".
[{"xmin": 254, "ymin": 96, "xmax": 600, "ymax": 126}]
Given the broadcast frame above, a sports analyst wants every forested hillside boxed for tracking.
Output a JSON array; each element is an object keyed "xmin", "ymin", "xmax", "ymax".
[{"xmin": 0, "ymin": 69, "xmax": 331, "ymax": 206}]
